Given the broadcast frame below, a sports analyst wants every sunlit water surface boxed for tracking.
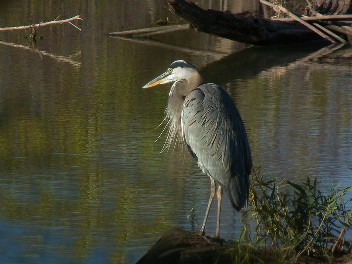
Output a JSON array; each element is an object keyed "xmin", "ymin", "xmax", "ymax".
[{"xmin": 0, "ymin": 1, "xmax": 351, "ymax": 263}]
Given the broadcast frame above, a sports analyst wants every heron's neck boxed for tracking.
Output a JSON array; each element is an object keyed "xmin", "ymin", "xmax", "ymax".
[
  {"xmin": 167, "ymin": 76, "xmax": 203, "ymax": 137},
  {"xmin": 170, "ymin": 73, "xmax": 203, "ymax": 98}
]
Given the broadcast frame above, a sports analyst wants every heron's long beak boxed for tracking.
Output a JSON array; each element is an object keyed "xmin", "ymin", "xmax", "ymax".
[{"xmin": 142, "ymin": 71, "xmax": 171, "ymax": 89}]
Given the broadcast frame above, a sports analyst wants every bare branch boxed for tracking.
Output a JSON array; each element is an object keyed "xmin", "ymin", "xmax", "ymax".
[
  {"xmin": 272, "ymin": 14, "xmax": 352, "ymax": 22},
  {"xmin": 0, "ymin": 15, "xmax": 82, "ymax": 32},
  {"xmin": 260, "ymin": 0, "xmax": 336, "ymax": 43},
  {"xmin": 109, "ymin": 24, "xmax": 190, "ymax": 37},
  {"xmin": 311, "ymin": 22, "xmax": 346, "ymax": 42}
]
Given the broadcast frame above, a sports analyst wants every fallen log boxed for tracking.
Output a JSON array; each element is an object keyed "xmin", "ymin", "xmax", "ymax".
[
  {"xmin": 168, "ymin": 0, "xmax": 327, "ymax": 45},
  {"xmin": 167, "ymin": 0, "xmax": 351, "ymax": 46}
]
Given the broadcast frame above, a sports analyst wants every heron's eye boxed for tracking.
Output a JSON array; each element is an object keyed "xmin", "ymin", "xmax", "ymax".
[{"xmin": 167, "ymin": 68, "xmax": 173, "ymax": 73}]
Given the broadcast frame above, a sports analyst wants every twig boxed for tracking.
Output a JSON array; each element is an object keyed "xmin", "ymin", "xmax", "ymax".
[
  {"xmin": 260, "ymin": 0, "xmax": 336, "ymax": 43},
  {"xmin": 0, "ymin": 15, "xmax": 82, "ymax": 32},
  {"xmin": 68, "ymin": 21, "xmax": 82, "ymax": 31},
  {"xmin": 0, "ymin": 40, "xmax": 80, "ymax": 67},
  {"xmin": 271, "ymin": 14, "xmax": 352, "ymax": 22}
]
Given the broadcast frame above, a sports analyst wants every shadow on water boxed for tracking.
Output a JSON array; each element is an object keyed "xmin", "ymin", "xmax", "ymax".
[{"xmin": 201, "ymin": 42, "xmax": 331, "ymax": 84}]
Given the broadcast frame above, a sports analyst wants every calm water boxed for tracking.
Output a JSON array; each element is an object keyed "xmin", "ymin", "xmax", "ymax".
[{"xmin": 0, "ymin": 1, "xmax": 351, "ymax": 263}]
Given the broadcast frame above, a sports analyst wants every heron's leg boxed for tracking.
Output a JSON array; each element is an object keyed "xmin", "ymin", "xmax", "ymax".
[
  {"xmin": 199, "ymin": 178, "xmax": 216, "ymax": 236},
  {"xmin": 216, "ymin": 185, "xmax": 223, "ymax": 239}
]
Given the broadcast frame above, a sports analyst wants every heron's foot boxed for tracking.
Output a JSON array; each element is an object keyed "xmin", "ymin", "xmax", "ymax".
[
  {"xmin": 198, "ymin": 229, "xmax": 205, "ymax": 236},
  {"xmin": 198, "ymin": 231, "xmax": 214, "ymax": 244},
  {"xmin": 215, "ymin": 235, "xmax": 221, "ymax": 240}
]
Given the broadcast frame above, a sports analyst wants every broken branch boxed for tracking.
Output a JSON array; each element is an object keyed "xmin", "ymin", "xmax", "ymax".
[
  {"xmin": 272, "ymin": 14, "xmax": 352, "ymax": 22},
  {"xmin": 312, "ymin": 22, "xmax": 346, "ymax": 42},
  {"xmin": 109, "ymin": 24, "xmax": 190, "ymax": 38},
  {"xmin": 0, "ymin": 15, "xmax": 82, "ymax": 32},
  {"xmin": 260, "ymin": 0, "xmax": 336, "ymax": 43}
]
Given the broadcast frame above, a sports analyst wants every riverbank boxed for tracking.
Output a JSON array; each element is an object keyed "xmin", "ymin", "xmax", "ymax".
[{"xmin": 137, "ymin": 228, "xmax": 352, "ymax": 263}]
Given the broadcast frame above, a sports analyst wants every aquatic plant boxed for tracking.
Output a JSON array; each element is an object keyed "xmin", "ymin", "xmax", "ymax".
[{"xmin": 238, "ymin": 168, "xmax": 352, "ymax": 263}]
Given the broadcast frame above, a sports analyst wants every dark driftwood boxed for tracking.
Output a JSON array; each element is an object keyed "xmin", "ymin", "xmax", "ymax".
[
  {"xmin": 168, "ymin": 0, "xmax": 327, "ymax": 45},
  {"xmin": 167, "ymin": 0, "xmax": 352, "ymax": 45}
]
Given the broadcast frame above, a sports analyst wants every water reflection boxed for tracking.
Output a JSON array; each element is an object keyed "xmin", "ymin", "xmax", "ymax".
[{"xmin": 0, "ymin": 0, "xmax": 352, "ymax": 263}]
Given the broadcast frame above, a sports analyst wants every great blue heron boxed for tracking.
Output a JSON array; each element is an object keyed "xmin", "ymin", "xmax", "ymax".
[{"xmin": 143, "ymin": 60, "xmax": 252, "ymax": 238}]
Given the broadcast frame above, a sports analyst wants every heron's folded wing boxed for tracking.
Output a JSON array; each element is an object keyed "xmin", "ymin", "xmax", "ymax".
[{"xmin": 181, "ymin": 84, "xmax": 252, "ymax": 210}]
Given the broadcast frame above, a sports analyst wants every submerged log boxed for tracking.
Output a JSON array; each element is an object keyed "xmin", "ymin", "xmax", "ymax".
[{"xmin": 168, "ymin": 0, "xmax": 351, "ymax": 45}]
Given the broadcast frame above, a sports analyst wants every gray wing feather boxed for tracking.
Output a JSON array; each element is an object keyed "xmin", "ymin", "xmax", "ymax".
[{"xmin": 181, "ymin": 84, "xmax": 252, "ymax": 210}]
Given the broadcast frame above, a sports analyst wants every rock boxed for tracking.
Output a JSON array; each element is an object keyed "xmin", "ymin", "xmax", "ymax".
[{"xmin": 137, "ymin": 228, "xmax": 232, "ymax": 264}]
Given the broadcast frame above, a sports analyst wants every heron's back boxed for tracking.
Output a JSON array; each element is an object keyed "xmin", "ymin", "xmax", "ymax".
[{"xmin": 181, "ymin": 84, "xmax": 252, "ymax": 210}]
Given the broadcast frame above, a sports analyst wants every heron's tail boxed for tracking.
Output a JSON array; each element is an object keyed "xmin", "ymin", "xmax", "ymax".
[{"xmin": 227, "ymin": 174, "xmax": 250, "ymax": 211}]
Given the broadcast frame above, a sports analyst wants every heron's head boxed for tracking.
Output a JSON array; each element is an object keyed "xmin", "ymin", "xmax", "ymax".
[{"xmin": 142, "ymin": 60, "xmax": 201, "ymax": 89}]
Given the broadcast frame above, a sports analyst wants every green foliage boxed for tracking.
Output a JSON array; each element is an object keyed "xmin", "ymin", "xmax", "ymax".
[{"xmin": 242, "ymin": 168, "xmax": 352, "ymax": 262}]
